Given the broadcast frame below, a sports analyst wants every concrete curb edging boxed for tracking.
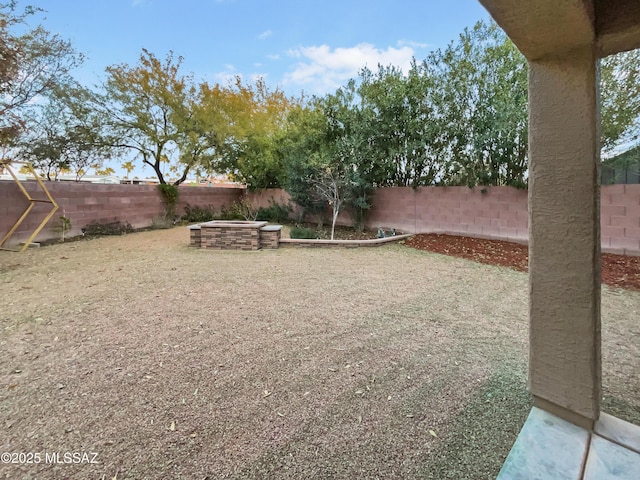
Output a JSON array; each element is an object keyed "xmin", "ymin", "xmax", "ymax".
[{"xmin": 279, "ymin": 234, "xmax": 412, "ymax": 248}]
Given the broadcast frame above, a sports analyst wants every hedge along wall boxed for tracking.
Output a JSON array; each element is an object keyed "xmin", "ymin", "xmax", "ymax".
[
  {"xmin": 0, "ymin": 181, "xmax": 243, "ymax": 247},
  {"xmin": 245, "ymin": 184, "xmax": 640, "ymax": 256}
]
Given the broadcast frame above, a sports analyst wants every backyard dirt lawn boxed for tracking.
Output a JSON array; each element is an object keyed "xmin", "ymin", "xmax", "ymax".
[{"xmin": 1, "ymin": 228, "xmax": 639, "ymax": 480}]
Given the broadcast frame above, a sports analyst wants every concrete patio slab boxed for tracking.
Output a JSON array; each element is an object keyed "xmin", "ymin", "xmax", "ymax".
[
  {"xmin": 497, "ymin": 407, "xmax": 589, "ymax": 479},
  {"xmin": 596, "ymin": 413, "xmax": 640, "ymax": 454},
  {"xmin": 584, "ymin": 435, "xmax": 640, "ymax": 480},
  {"xmin": 498, "ymin": 407, "xmax": 640, "ymax": 479}
]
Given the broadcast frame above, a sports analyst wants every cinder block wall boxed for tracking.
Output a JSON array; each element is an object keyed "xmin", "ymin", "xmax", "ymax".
[
  {"xmin": 600, "ymin": 184, "xmax": 640, "ymax": 254},
  {"xmin": 246, "ymin": 188, "xmax": 292, "ymax": 209},
  {"xmin": 366, "ymin": 186, "xmax": 530, "ymax": 243},
  {"xmin": 0, "ymin": 181, "xmax": 242, "ymax": 246},
  {"xmin": 246, "ymin": 185, "xmax": 640, "ymax": 255},
  {"xmin": 246, "ymin": 186, "xmax": 529, "ymax": 242},
  {"xmin": 2, "ymin": 181, "xmax": 638, "ymax": 254}
]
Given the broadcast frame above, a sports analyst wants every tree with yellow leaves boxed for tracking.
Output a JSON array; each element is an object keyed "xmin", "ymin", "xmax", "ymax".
[{"xmin": 99, "ymin": 49, "xmax": 216, "ymax": 185}]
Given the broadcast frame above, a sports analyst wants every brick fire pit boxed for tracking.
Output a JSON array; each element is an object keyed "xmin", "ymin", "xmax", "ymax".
[{"xmin": 189, "ymin": 221, "xmax": 282, "ymax": 250}]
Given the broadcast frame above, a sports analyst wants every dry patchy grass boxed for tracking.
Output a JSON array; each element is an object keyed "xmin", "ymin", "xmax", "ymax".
[{"xmin": 0, "ymin": 227, "xmax": 638, "ymax": 479}]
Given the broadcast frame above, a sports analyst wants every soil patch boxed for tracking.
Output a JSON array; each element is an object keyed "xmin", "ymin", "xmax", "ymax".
[{"xmin": 405, "ymin": 233, "xmax": 640, "ymax": 292}]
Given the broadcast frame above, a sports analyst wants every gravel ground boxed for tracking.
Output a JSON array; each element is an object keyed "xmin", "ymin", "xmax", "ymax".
[{"xmin": 0, "ymin": 227, "xmax": 638, "ymax": 479}]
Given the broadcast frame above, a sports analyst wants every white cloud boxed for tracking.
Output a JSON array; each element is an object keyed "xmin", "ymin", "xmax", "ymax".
[
  {"xmin": 398, "ymin": 39, "xmax": 431, "ymax": 49},
  {"xmin": 131, "ymin": 0, "xmax": 150, "ymax": 6},
  {"xmin": 250, "ymin": 73, "xmax": 268, "ymax": 83},
  {"xmin": 212, "ymin": 65, "xmax": 238, "ymax": 86},
  {"xmin": 258, "ymin": 30, "xmax": 273, "ymax": 41},
  {"xmin": 283, "ymin": 43, "xmax": 416, "ymax": 94},
  {"xmin": 267, "ymin": 53, "xmax": 280, "ymax": 61},
  {"xmin": 214, "ymin": 72, "xmax": 238, "ymax": 86}
]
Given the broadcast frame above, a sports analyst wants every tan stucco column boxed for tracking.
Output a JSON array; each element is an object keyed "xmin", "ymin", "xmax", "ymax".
[{"xmin": 528, "ymin": 47, "xmax": 601, "ymax": 428}]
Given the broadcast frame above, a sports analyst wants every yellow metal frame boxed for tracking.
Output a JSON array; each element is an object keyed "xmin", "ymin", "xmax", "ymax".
[{"xmin": 0, "ymin": 160, "xmax": 59, "ymax": 252}]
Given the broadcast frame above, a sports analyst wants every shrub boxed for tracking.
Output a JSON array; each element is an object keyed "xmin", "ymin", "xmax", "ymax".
[
  {"xmin": 289, "ymin": 226, "xmax": 318, "ymax": 239},
  {"xmin": 54, "ymin": 215, "xmax": 72, "ymax": 241},
  {"xmin": 256, "ymin": 199, "xmax": 291, "ymax": 223},
  {"xmin": 217, "ymin": 206, "xmax": 244, "ymax": 221},
  {"xmin": 182, "ymin": 204, "xmax": 216, "ymax": 223},
  {"xmin": 150, "ymin": 215, "xmax": 173, "ymax": 229},
  {"xmin": 83, "ymin": 220, "xmax": 134, "ymax": 236},
  {"xmin": 230, "ymin": 198, "xmax": 259, "ymax": 221},
  {"xmin": 158, "ymin": 184, "xmax": 179, "ymax": 218}
]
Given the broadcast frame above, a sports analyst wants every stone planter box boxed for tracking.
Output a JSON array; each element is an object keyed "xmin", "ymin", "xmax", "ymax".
[
  {"xmin": 189, "ymin": 221, "xmax": 282, "ymax": 250},
  {"xmin": 259, "ymin": 224, "xmax": 282, "ymax": 249}
]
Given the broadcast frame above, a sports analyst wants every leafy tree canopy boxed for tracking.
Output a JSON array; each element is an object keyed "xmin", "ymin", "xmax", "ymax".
[{"xmin": 0, "ymin": 1, "xmax": 83, "ymax": 149}]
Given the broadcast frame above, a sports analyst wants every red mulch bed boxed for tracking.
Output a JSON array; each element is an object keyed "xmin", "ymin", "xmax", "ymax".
[{"xmin": 405, "ymin": 234, "xmax": 640, "ymax": 292}]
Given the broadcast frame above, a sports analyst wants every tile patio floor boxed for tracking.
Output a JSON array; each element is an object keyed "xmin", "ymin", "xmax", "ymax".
[{"xmin": 497, "ymin": 408, "xmax": 640, "ymax": 479}]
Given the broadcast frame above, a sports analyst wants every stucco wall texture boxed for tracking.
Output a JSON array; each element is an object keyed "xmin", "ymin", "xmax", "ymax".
[{"xmin": 1, "ymin": 181, "xmax": 639, "ymax": 254}]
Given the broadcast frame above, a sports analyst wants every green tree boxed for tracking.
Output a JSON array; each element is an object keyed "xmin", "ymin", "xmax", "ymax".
[
  {"xmin": 319, "ymin": 85, "xmax": 375, "ymax": 229},
  {"xmin": 425, "ymin": 20, "xmax": 640, "ymax": 185},
  {"xmin": 426, "ymin": 21, "xmax": 528, "ymax": 187},
  {"xmin": 18, "ymin": 83, "xmax": 108, "ymax": 180},
  {"xmin": 280, "ymin": 103, "xmax": 330, "ymax": 223},
  {"xmin": 355, "ymin": 62, "xmax": 446, "ymax": 187},
  {"xmin": 280, "ymin": 94, "xmax": 374, "ymax": 233},
  {"xmin": 16, "ymin": 104, "xmax": 69, "ymax": 180},
  {"xmin": 205, "ymin": 77, "xmax": 296, "ymax": 189},
  {"xmin": 600, "ymin": 49, "xmax": 640, "ymax": 157},
  {"xmin": 120, "ymin": 160, "xmax": 135, "ymax": 178},
  {"xmin": 99, "ymin": 49, "xmax": 214, "ymax": 185},
  {"xmin": 95, "ymin": 166, "xmax": 115, "ymax": 176},
  {"xmin": 0, "ymin": 2, "xmax": 83, "ymax": 147}
]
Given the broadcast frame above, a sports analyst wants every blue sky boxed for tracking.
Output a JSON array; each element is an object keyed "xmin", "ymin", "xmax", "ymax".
[
  {"xmin": 22, "ymin": 1, "xmax": 491, "ymax": 178},
  {"xmin": 28, "ymin": 0, "xmax": 491, "ymax": 96}
]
